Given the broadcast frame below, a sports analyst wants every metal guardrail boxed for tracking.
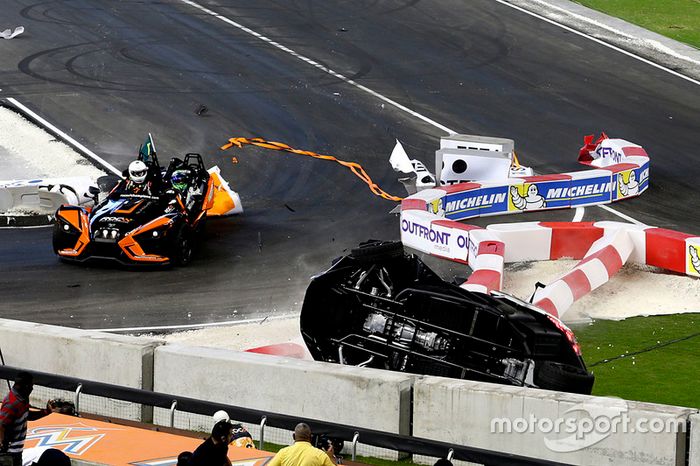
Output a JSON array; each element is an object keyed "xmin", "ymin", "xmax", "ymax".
[{"xmin": 0, "ymin": 365, "xmax": 572, "ymax": 466}]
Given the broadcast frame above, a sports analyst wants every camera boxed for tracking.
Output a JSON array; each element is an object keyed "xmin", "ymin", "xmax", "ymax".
[{"xmin": 312, "ymin": 434, "xmax": 344, "ymax": 455}]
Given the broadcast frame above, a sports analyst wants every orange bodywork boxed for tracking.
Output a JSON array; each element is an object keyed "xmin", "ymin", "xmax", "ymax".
[
  {"xmin": 207, "ymin": 170, "xmax": 240, "ymax": 215},
  {"xmin": 57, "ymin": 209, "xmax": 90, "ymax": 257},
  {"xmin": 118, "ymin": 215, "xmax": 173, "ymax": 263},
  {"xmin": 115, "ymin": 200, "xmax": 143, "ymax": 214}
]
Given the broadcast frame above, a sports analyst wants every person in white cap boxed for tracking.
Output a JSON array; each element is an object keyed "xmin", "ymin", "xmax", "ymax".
[
  {"xmin": 211, "ymin": 411, "xmax": 254, "ymax": 449},
  {"xmin": 212, "ymin": 410, "xmax": 230, "ymax": 425}
]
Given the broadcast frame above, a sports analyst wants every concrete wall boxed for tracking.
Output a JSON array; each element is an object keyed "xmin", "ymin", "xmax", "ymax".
[
  {"xmin": 0, "ymin": 318, "xmax": 162, "ymax": 421},
  {"xmin": 413, "ymin": 376, "xmax": 697, "ymax": 466},
  {"xmin": 1, "ymin": 320, "xmax": 698, "ymax": 464},
  {"xmin": 690, "ymin": 414, "xmax": 700, "ymax": 466},
  {"xmin": 153, "ymin": 344, "xmax": 413, "ymax": 458}
]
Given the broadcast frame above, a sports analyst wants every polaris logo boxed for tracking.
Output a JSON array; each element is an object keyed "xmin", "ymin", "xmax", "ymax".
[{"xmin": 100, "ymin": 217, "xmax": 131, "ymax": 223}]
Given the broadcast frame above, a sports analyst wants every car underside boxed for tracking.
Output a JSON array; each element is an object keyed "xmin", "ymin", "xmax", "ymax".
[{"xmin": 300, "ymin": 241, "xmax": 594, "ymax": 394}]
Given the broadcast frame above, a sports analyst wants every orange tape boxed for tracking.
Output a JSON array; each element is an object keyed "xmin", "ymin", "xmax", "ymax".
[{"xmin": 221, "ymin": 137, "xmax": 403, "ymax": 202}]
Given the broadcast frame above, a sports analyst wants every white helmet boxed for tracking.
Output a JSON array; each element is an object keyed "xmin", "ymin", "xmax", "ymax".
[{"xmin": 128, "ymin": 160, "xmax": 148, "ymax": 184}]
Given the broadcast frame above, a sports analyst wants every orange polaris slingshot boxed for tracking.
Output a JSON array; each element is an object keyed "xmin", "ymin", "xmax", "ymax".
[{"xmin": 53, "ymin": 137, "xmax": 234, "ymax": 266}]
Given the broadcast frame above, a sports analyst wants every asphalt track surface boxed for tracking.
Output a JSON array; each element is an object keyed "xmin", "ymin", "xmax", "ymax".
[{"xmin": 1, "ymin": 0, "xmax": 699, "ymax": 330}]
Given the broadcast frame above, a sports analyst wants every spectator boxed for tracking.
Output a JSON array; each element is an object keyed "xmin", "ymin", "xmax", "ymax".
[
  {"xmin": 433, "ymin": 459, "xmax": 452, "ymax": 466},
  {"xmin": 267, "ymin": 423, "xmax": 336, "ymax": 466},
  {"xmin": 229, "ymin": 423, "xmax": 254, "ymax": 449},
  {"xmin": 176, "ymin": 451, "xmax": 192, "ymax": 466},
  {"xmin": 210, "ymin": 411, "xmax": 254, "ymax": 449},
  {"xmin": 32, "ymin": 449, "xmax": 70, "ymax": 466},
  {"xmin": 212, "ymin": 410, "xmax": 230, "ymax": 425},
  {"xmin": 0, "ymin": 373, "xmax": 56, "ymax": 466},
  {"xmin": 189, "ymin": 420, "xmax": 234, "ymax": 466}
]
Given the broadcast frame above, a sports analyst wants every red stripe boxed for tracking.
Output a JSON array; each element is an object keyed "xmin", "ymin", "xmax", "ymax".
[
  {"xmin": 432, "ymin": 252, "xmax": 468, "ymax": 265},
  {"xmin": 622, "ymin": 146, "xmax": 648, "ymax": 157},
  {"xmin": 561, "ymin": 269, "xmax": 592, "ymax": 301},
  {"xmin": 401, "ymin": 198, "xmax": 427, "ymax": 211},
  {"xmin": 645, "ymin": 228, "xmax": 693, "ymax": 273},
  {"xmin": 579, "ymin": 245, "xmax": 623, "ymax": 277},
  {"xmin": 466, "ymin": 270, "xmax": 501, "ymax": 291},
  {"xmin": 436, "ymin": 182, "xmax": 481, "ymax": 194},
  {"xmin": 477, "ymin": 240, "xmax": 504, "ymax": 256},
  {"xmin": 598, "ymin": 163, "xmax": 640, "ymax": 173},
  {"xmin": 533, "ymin": 298, "xmax": 559, "ymax": 318},
  {"xmin": 540, "ymin": 222, "xmax": 604, "ymax": 259},
  {"xmin": 246, "ymin": 343, "xmax": 307, "ymax": 359},
  {"xmin": 517, "ymin": 174, "xmax": 571, "ymax": 182},
  {"xmin": 432, "ymin": 220, "xmax": 482, "ymax": 231}
]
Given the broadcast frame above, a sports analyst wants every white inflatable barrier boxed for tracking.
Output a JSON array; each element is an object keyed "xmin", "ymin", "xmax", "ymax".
[
  {"xmin": 0, "ymin": 177, "xmax": 96, "ymax": 214},
  {"xmin": 401, "ymin": 204, "xmax": 700, "ymax": 318},
  {"xmin": 393, "ymin": 134, "xmax": 649, "ymax": 221}
]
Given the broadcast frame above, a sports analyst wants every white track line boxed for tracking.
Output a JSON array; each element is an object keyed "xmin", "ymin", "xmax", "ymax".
[
  {"xmin": 7, "ymin": 97, "xmax": 122, "ymax": 176},
  {"xmin": 178, "ymin": 0, "xmax": 455, "ymax": 135},
  {"xmin": 88, "ymin": 313, "xmax": 300, "ymax": 333},
  {"xmin": 598, "ymin": 203, "xmax": 645, "ymax": 225},
  {"xmin": 572, "ymin": 206, "xmax": 585, "ymax": 222},
  {"xmin": 494, "ymin": 0, "xmax": 700, "ymax": 87},
  {"xmin": 179, "ymin": 0, "xmax": 663, "ymax": 227}
]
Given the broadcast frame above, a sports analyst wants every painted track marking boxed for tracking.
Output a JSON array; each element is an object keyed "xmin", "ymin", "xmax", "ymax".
[
  {"xmin": 177, "ymin": 0, "xmax": 664, "ymax": 226},
  {"xmin": 6, "ymin": 97, "xmax": 122, "ymax": 176}
]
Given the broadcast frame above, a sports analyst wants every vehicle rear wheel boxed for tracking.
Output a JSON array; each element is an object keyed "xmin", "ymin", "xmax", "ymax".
[
  {"xmin": 172, "ymin": 225, "xmax": 193, "ymax": 266},
  {"xmin": 349, "ymin": 240, "xmax": 404, "ymax": 262},
  {"xmin": 534, "ymin": 361, "xmax": 594, "ymax": 394}
]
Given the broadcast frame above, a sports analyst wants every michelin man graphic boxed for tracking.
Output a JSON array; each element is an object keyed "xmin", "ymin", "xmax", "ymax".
[
  {"xmin": 428, "ymin": 197, "xmax": 444, "ymax": 216},
  {"xmin": 690, "ymin": 245, "xmax": 700, "ymax": 274},
  {"xmin": 618, "ymin": 170, "xmax": 639, "ymax": 197},
  {"xmin": 510, "ymin": 184, "xmax": 546, "ymax": 210}
]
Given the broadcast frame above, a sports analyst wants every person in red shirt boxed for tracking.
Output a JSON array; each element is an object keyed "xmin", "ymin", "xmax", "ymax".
[{"xmin": 0, "ymin": 373, "xmax": 55, "ymax": 466}]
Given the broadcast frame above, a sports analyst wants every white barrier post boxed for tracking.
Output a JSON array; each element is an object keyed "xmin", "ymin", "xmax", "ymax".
[
  {"xmin": 74, "ymin": 383, "xmax": 83, "ymax": 415},
  {"xmin": 351, "ymin": 432, "xmax": 360, "ymax": 461},
  {"xmin": 169, "ymin": 400, "xmax": 177, "ymax": 428},
  {"xmin": 259, "ymin": 415, "xmax": 267, "ymax": 450}
]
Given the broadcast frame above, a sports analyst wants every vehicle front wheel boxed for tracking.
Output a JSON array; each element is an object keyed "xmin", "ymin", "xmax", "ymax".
[{"xmin": 172, "ymin": 225, "xmax": 193, "ymax": 266}]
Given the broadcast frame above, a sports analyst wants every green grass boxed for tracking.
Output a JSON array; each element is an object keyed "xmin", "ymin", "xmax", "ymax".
[
  {"xmin": 574, "ymin": 0, "xmax": 700, "ymax": 49},
  {"xmin": 571, "ymin": 313, "xmax": 700, "ymax": 408}
]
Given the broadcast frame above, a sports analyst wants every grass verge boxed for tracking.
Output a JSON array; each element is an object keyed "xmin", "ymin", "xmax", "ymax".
[
  {"xmin": 572, "ymin": 312, "xmax": 700, "ymax": 408},
  {"xmin": 575, "ymin": 0, "xmax": 700, "ymax": 49}
]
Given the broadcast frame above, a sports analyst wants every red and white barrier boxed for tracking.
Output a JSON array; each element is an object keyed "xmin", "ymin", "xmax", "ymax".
[
  {"xmin": 395, "ymin": 134, "xmax": 700, "ymax": 318},
  {"xmin": 399, "ymin": 205, "xmax": 700, "ymax": 317},
  {"xmin": 531, "ymin": 228, "xmax": 634, "ymax": 317},
  {"xmin": 460, "ymin": 229, "xmax": 504, "ymax": 294}
]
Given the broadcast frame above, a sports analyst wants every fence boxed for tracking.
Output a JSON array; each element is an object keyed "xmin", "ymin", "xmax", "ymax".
[{"xmin": 0, "ymin": 365, "xmax": 570, "ymax": 466}]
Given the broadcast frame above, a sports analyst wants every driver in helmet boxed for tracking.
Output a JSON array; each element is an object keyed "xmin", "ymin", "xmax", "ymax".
[
  {"xmin": 171, "ymin": 169, "xmax": 190, "ymax": 194},
  {"xmin": 124, "ymin": 160, "xmax": 153, "ymax": 194},
  {"xmin": 171, "ymin": 169, "xmax": 202, "ymax": 212}
]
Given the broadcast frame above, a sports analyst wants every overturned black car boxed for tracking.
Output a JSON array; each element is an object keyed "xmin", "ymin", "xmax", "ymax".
[{"xmin": 300, "ymin": 241, "xmax": 594, "ymax": 394}]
